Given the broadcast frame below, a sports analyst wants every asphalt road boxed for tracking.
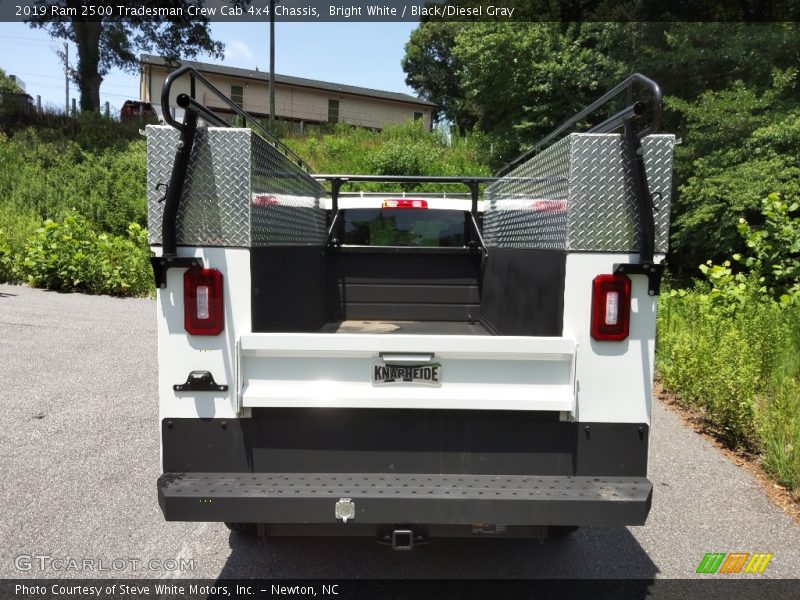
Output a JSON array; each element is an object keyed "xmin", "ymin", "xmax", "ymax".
[{"xmin": 1, "ymin": 283, "xmax": 799, "ymax": 579}]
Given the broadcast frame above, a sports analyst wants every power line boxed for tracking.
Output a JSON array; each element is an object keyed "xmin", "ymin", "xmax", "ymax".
[
  {"xmin": 11, "ymin": 71, "xmax": 138, "ymax": 91},
  {"xmin": 0, "ymin": 35, "xmax": 56, "ymax": 43},
  {"xmin": 24, "ymin": 80, "xmax": 136, "ymax": 100}
]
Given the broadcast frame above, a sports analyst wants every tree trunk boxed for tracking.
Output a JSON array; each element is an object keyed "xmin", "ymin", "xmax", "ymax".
[{"xmin": 72, "ymin": 20, "xmax": 103, "ymax": 112}]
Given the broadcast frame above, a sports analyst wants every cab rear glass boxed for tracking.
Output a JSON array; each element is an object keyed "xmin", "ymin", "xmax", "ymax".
[{"xmin": 342, "ymin": 209, "xmax": 468, "ymax": 247}]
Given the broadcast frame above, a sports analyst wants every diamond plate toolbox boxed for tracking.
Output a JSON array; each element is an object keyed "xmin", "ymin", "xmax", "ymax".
[
  {"xmin": 147, "ymin": 125, "xmax": 327, "ymax": 247},
  {"xmin": 483, "ymin": 133, "xmax": 675, "ymax": 253}
]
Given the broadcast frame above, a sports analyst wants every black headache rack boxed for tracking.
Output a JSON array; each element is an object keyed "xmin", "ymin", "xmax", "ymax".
[
  {"xmin": 313, "ymin": 174, "xmax": 498, "ymax": 255},
  {"xmin": 497, "ymin": 73, "xmax": 666, "ymax": 295},
  {"xmin": 150, "ymin": 65, "xmax": 312, "ymax": 288},
  {"xmin": 150, "ymin": 67, "xmax": 498, "ymax": 285}
]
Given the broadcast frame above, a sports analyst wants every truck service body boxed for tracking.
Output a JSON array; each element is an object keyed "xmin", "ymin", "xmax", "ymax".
[{"xmin": 150, "ymin": 69, "xmax": 674, "ymax": 546}]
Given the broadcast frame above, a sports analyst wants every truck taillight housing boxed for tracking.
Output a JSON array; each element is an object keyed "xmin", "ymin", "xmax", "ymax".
[
  {"xmin": 591, "ymin": 274, "xmax": 631, "ymax": 341},
  {"xmin": 184, "ymin": 268, "xmax": 224, "ymax": 336}
]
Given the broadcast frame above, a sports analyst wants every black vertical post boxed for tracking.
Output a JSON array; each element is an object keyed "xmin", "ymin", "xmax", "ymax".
[
  {"xmin": 162, "ymin": 111, "xmax": 198, "ymax": 258},
  {"xmin": 269, "ymin": 0, "xmax": 276, "ymax": 128},
  {"xmin": 623, "ymin": 120, "xmax": 655, "ymax": 264},
  {"xmin": 468, "ymin": 180, "xmax": 479, "ymax": 218},
  {"xmin": 330, "ymin": 178, "xmax": 342, "ymax": 215}
]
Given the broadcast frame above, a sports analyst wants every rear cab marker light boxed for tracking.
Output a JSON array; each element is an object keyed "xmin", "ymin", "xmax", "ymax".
[{"xmin": 382, "ymin": 199, "xmax": 428, "ymax": 209}]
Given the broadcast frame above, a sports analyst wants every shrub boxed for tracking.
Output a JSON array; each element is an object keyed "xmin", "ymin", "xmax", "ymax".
[
  {"xmin": 0, "ymin": 128, "xmax": 147, "ymax": 237},
  {"xmin": 759, "ymin": 378, "xmax": 800, "ymax": 491},
  {"xmin": 658, "ymin": 291, "xmax": 761, "ymax": 449},
  {"xmin": 658, "ymin": 194, "xmax": 800, "ymax": 487},
  {"xmin": 282, "ymin": 120, "xmax": 490, "ymax": 188},
  {"xmin": 0, "ymin": 203, "xmax": 39, "ymax": 283},
  {"xmin": 368, "ymin": 139, "xmax": 441, "ymax": 176},
  {"xmin": 14, "ymin": 212, "xmax": 152, "ymax": 297}
]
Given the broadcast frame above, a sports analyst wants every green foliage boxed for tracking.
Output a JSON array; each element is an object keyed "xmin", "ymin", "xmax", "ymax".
[
  {"xmin": 737, "ymin": 194, "xmax": 800, "ymax": 303},
  {"xmin": 403, "ymin": 21, "xmax": 800, "ymax": 138},
  {"xmin": 659, "ymin": 288, "xmax": 777, "ymax": 449},
  {"xmin": 696, "ymin": 262, "xmax": 762, "ymax": 313},
  {"xmin": 659, "ymin": 288, "xmax": 800, "ymax": 490},
  {"xmin": 368, "ymin": 140, "xmax": 434, "ymax": 176},
  {"xmin": 695, "ymin": 193, "xmax": 800, "ymax": 308},
  {"xmin": 0, "ymin": 203, "xmax": 39, "ymax": 283},
  {"xmin": 11, "ymin": 212, "xmax": 152, "ymax": 296},
  {"xmin": 283, "ymin": 122, "xmax": 490, "ymax": 192},
  {"xmin": 0, "ymin": 108, "xmax": 143, "ymax": 150},
  {"xmin": 611, "ymin": 23, "xmax": 800, "ymax": 108},
  {"xmin": 0, "ymin": 115, "xmax": 151, "ymax": 296},
  {"xmin": 0, "ymin": 68, "xmax": 23, "ymax": 93},
  {"xmin": 658, "ymin": 197, "xmax": 800, "ymax": 490},
  {"xmin": 402, "ymin": 22, "xmax": 476, "ymax": 131},
  {"xmin": 759, "ymin": 377, "xmax": 800, "ymax": 492},
  {"xmin": 670, "ymin": 76, "xmax": 800, "ymax": 274},
  {"xmin": 451, "ymin": 23, "xmax": 627, "ymax": 165},
  {"xmin": 0, "ymin": 124, "xmax": 146, "ymax": 236}
]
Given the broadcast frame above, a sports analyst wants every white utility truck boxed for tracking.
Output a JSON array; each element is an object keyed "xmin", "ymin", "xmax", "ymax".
[{"xmin": 149, "ymin": 69, "xmax": 674, "ymax": 548}]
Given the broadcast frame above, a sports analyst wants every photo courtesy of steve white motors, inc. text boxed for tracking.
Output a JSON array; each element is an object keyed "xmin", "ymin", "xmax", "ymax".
[{"xmin": 13, "ymin": 583, "xmax": 340, "ymax": 597}]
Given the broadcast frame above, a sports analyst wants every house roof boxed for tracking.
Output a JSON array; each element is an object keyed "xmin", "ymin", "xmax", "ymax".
[{"xmin": 140, "ymin": 54, "xmax": 437, "ymax": 108}]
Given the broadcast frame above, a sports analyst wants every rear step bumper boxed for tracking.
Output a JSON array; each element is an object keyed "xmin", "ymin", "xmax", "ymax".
[{"xmin": 157, "ymin": 472, "xmax": 652, "ymax": 526}]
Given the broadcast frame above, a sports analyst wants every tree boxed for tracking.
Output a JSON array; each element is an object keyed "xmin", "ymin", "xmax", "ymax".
[
  {"xmin": 28, "ymin": 1, "xmax": 225, "ymax": 112},
  {"xmin": 452, "ymin": 22, "xmax": 629, "ymax": 163},
  {"xmin": 400, "ymin": 1, "xmax": 588, "ymax": 132},
  {"xmin": 402, "ymin": 21, "xmax": 800, "ymax": 155},
  {"xmin": 402, "ymin": 22, "xmax": 476, "ymax": 132},
  {"xmin": 671, "ymin": 75, "xmax": 800, "ymax": 274}
]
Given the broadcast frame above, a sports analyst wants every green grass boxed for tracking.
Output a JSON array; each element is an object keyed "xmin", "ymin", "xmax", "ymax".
[{"xmin": 282, "ymin": 122, "xmax": 492, "ymax": 193}]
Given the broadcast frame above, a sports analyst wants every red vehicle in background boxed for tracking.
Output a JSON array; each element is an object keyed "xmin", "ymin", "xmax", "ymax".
[{"xmin": 121, "ymin": 100, "xmax": 158, "ymax": 123}]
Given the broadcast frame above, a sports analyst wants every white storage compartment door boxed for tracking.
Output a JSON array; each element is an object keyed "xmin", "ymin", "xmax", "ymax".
[{"xmin": 238, "ymin": 334, "xmax": 576, "ymax": 412}]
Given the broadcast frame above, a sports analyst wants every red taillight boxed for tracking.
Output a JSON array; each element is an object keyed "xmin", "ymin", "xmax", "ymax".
[
  {"xmin": 382, "ymin": 199, "xmax": 428, "ymax": 209},
  {"xmin": 184, "ymin": 268, "xmax": 224, "ymax": 336},
  {"xmin": 590, "ymin": 274, "xmax": 631, "ymax": 341}
]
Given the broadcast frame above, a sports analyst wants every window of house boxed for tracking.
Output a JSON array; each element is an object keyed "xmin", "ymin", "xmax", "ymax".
[
  {"xmin": 231, "ymin": 85, "xmax": 244, "ymax": 108},
  {"xmin": 328, "ymin": 99, "xmax": 340, "ymax": 123},
  {"xmin": 414, "ymin": 111, "xmax": 424, "ymax": 122}
]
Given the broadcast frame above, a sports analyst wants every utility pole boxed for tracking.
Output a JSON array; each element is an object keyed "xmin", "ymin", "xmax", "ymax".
[
  {"xmin": 64, "ymin": 42, "xmax": 69, "ymax": 115},
  {"xmin": 269, "ymin": 0, "xmax": 276, "ymax": 128}
]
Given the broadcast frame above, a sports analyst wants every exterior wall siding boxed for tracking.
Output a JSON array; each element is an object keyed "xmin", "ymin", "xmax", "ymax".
[{"xmin": 143, "ymin": 65, "xmax": 432, "ymax": 130}]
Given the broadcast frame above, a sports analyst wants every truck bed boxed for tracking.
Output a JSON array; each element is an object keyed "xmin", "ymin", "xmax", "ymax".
[{"xmin": 319, "ymin": 320, "xmax": 493, "ymax": 336}]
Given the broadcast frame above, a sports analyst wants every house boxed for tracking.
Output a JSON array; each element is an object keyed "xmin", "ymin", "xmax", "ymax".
[{"xmin": 139, "ymin": 54, "xmax": 436, "ymax": 130}]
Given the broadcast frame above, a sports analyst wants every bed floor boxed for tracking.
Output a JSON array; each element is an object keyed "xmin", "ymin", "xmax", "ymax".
[{"xmin": 319, "ymin": 320, "xmax": 493, "ymax": 335}]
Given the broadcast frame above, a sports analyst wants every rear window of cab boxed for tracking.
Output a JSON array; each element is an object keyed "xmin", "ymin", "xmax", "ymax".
[{"xmin": 342, "ymin": 208, "xmax": 468, "ymax": 247}]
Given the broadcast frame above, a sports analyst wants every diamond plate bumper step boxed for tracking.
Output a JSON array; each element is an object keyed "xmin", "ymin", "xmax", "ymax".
[{"xmin": 158, "ymin": 473, "xmax": 652, "ymax": 526}]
